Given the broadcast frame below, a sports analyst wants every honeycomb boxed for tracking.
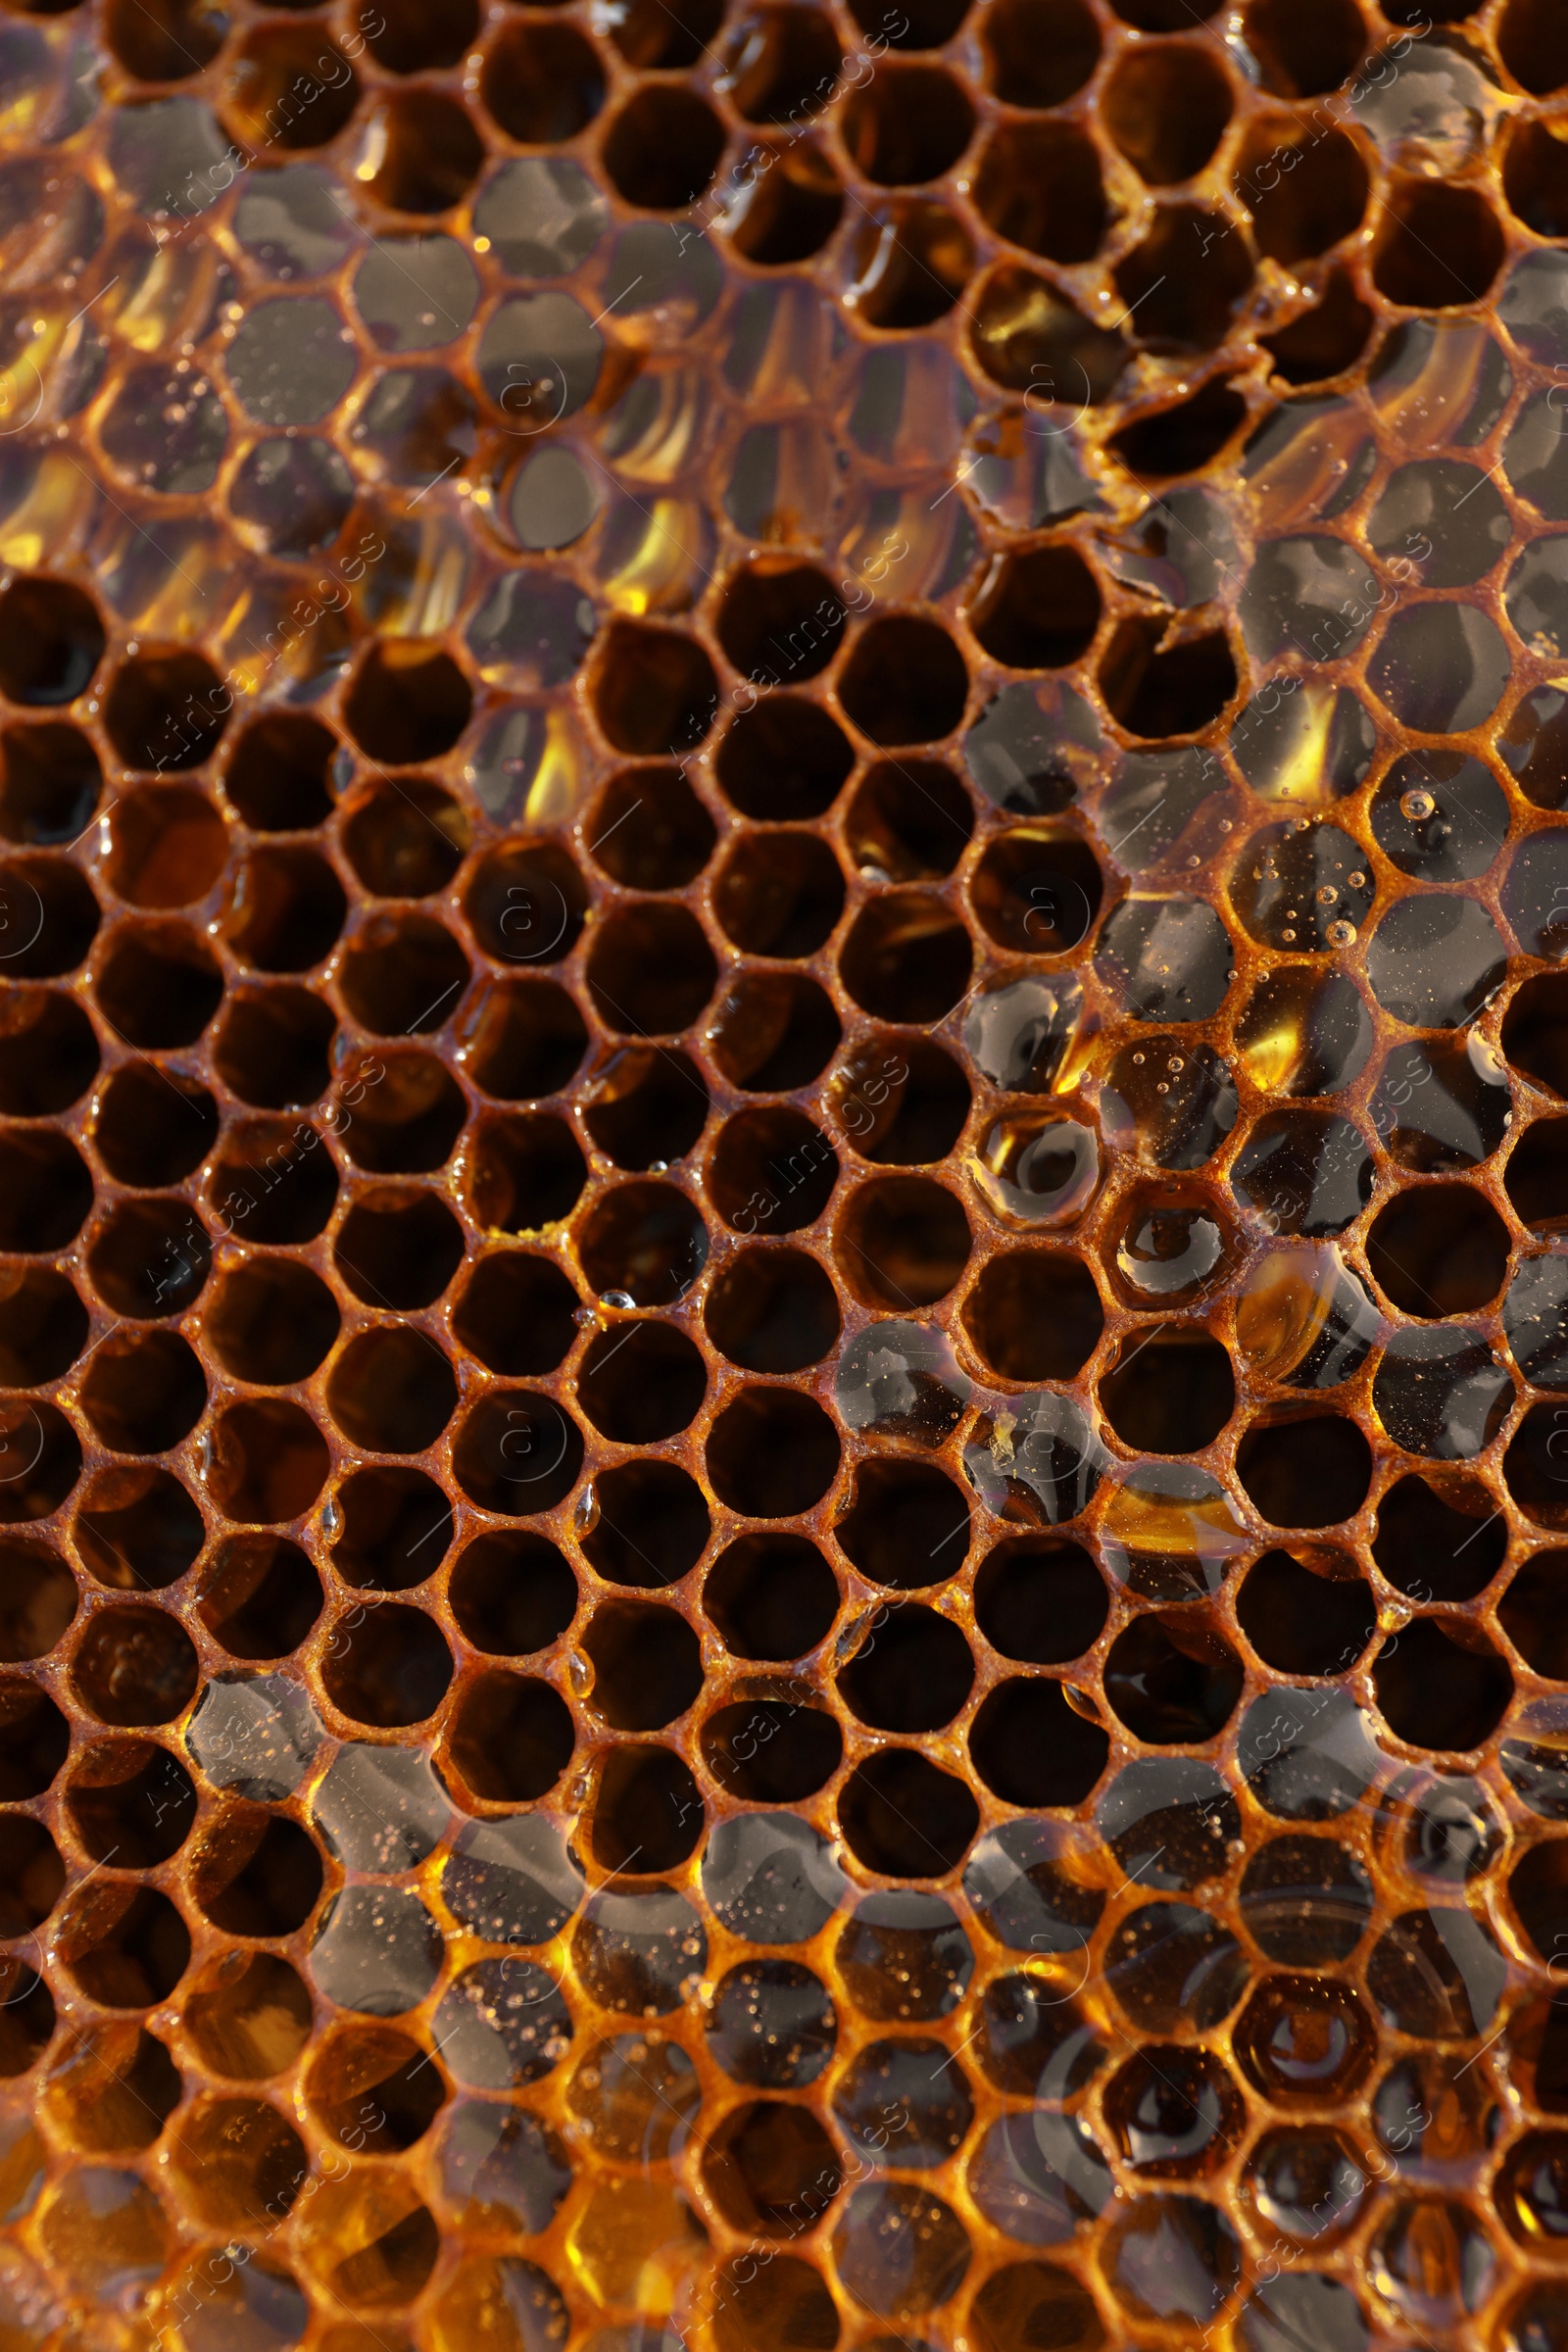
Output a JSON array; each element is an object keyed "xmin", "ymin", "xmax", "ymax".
[{"xmin": 11, "ymin": 0, "xmax": 1568, "ymax": 2341}]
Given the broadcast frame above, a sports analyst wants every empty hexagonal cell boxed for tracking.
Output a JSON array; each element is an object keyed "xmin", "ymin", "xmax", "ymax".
[
  {"xmin": 973, "ymin": 119, "xmax": 1105, "ymax": 265},
  {"xmin": 205, "ymin": 1258, "xmax": 340, "ymax": 1389},
  {"xmin": 578, "ymin": 1048, "xmax": 708, "ymax": 1176},
  {"xmin": 969, "ymin": 835, "xmax": 1102, "ymax": 962},
  {"xmin": 838, "ymin": 615, "xmax": 969, "ymax": 746},
  {"xmin": 354, "ymin": 85, "xmax": 484, "ymax": 214},
  {"xmin": 337, "ymin": 1050, "xmax": 469, "ymax": 1176},
  {"xmin": 81, "ymin": 1193, "xmax": 201, "ymax": 1320},
  {"xmin": 333, "ymin": 1186, "xmax": 464, "ymax": 1313},
  {"xmin": 1238, "ymin": 120, "xmax": 1368, "ymax": 265},
  {"xmin": 834, "ymin": 1173, "xmax": 970, "ymax": 1310},
  {"xmin": 839, "ymin": 891, "xmax": 971, "ymax": 1024},
  {"xmin": 1365, "ymin": 1183, "xmax": 1510, "ymax": 1320},
  {"xmin": 589, "ymin": 1741, "xmax": 704, "ymax": 1874},
  {"xmin": 325, "ymin": 1327, "xmax": 456, "ymax": 1456},
  {"xmin": 970, "ymin": 548, "xmax": 1102, "ymax": 679},
  {"xmin": 839, "ymin": 1601, "xmax": 974, "ymax": 1733},
  {"xmin": 708, "ymin": 1388, "xmax": 840, "ymax": 1519},
  {"xmin": 96, "ymin": 918, "xmax": 223, "ymax": 1049},
  {"xmin": 0, "ymin": 855, "xmax": 99, "ymax": 978},
  {"xmin": 1104, "ymin": 1615, "xmax": 1243, "ymax": 1744},
  {"xmin": 320, "ymin": 1600, "xmax": 454, "ymax": 1730},
  {"xmin": 459, "ymin": 985, "xmax": 587, "ymax": 1113},
  {"xmin": 1243, "ymin": 0, "xmax": 1365, "ymax": 92},
  {"xmin": 602, "ymin": 84, "xmax": 726, "ymax": 209},
  {"xmin": 842, "ymin": 196, "xmax": 973, "ymax": 327},
  {"xmin": 1235, "ymin": 1415, "xmax": 1372, "ymax": 1530},
  {"xmin": 834, "ymin": 1457, "xmax": 969, "ymax": 1591},
  {"xmin": 222, "ymin": 713, "xmax": 339, "ymax": 835},
  {"xmin": 1101, "ymin": 615, "xmax": 1237, "ymax": 739},
  {"xmin": 0, "ymin": 1541, "xmax": 74, "ymax": 1663},
  {"xmin": 57, "ymin": 1879, "xmax": 191, "ymax": 2007},
  {"xmin": 450, "ymin": 1251, "xmax": 578, "ymax": 1379},
  {"xmin": 0, "ymin": 988, "xmax": 99, "ymax": 1117},
  {"xmin": 198, "ymin": 1534, "xmax": 322, "ymax": 1663},
  {"xmin": 482, "ymin": 18, "xmax": 605, "ymax": 140},
  {"xmin": 0, "ymin": 1263, "xmax": 86, "ymax": 1387},
  {"xmin": 203, "ymin": 1122, "xmax": 335, "ymax": 1250},
  {"xmin": 839, "ymin": 1750, "xmax": 978, "ymax": 1878},
  {"xmin": 0, "ymin": 1675, "xmax": 69, "ymax": 1803},
  {"xmin": 709, "ymin": 1106, "xmax": 837, "ymax": 1238},
  {"xmin": 340, "ymin": 780, "xmax": 467, "ymax": 903},
  {"xmin": 704, "ymin": 1247, "xmax": 840, "ymax": 1376},
  {"xmin": 713, "ymin": 830, "xmax": 845, "ymax": 960},
  {"xmin": 0, "ymin": 720, "xmax": 100, "ymax": 847},
  {"xmin": 73, "ymin": 1462, "xmax": 203, "ymax": 1593},
  {"xmin": 717, "ymin": 698, "xmax": 853, "ymax": 819},
  {"xmin": 79, "ymin": 1326, "xmax": 208, "ymax": 1455},
  {"xmin": 1099, "ymin": 1326, "xmax": 1235, "ymax": 1454},
  {"xmin": 0, "ymin": 1955, "xmax": 52, "ymax": 2075},
  {"xmin": 842, "ymin": 59, "xmax": 974, "ymax": 185},
  {"xmin": 449, "ymin": 1529, "xmax": 577, "ymax": 1657},
  {"xmin": 0, "ymin": 576, "xmax": 104, "ymax": 708},
  {"xmin": 1374, "ymin": 181, "xmax": 1504, "ymax": 310},
  {"xmin": 974, "ymin": 1537, "xmax": 1107, "ymax": 1666},
  {"xmin": 705, "ymin": 1534, "xmax": 839, "ymax": 1660},
  {"xmin": 971, "ymin": 1677, "xmax": 1108, "ymax": 1807},
  {"xmin": 1373, "ymin": 1616, "xmax": 1513, "ymax": 1750},
  {"xmin": 1106, "ymin": 41, "xmax": 1232, "ymax": 185},
  {"xmin": 207, "ymin": 1397, "xmax": 332, "ymax": 1525},
  {"xmin": 330, "ymin": 1466, "xmax": 452, "ymax": 1594},
  {"xmin": 587, "ymin": 903, "xmax": 716, "ymax": 1036},
  {"xmin": 577, "ymin": 1180, "xmax": 708, "ymax": 1307},
  {"xmin": 1236, "ymin": 1549, "xmax": 1376, "ymax": 1677},
  {"xmin": 466, "ymin": 1110, "xmax": 586, "ymax": 1237},
  {"xmin": 724, "ymin": 132, "xmax": 846, "ymax": 260},
  {"xmin": 452, "ymin": 1388, "xmax": 583, "ymax": 1516},
  {"xmin": 343, "ymin": 643, "xmax": 471, "ymax": 766},
  {"xmin": 448, "ymin": 1670, "xmax": 574, "ymax": 1802},
  {"xmin": 703, "ymin": 1691, "xmax": 841, "ymax": 1804},
  {"xmin": 0, "ymin": 1402, "xmax": 79, "ymax": 1527},
  {"xmin": 224, "ymin": 847, "xmax": 347, "ymax": 976},
  {"xmin": 1110, "ymin": 379, "xmax": 1250, "ymax": 480},
  {"xmin": 707, "ymin": 976, "xmax": 838, "ymax": 1099}
]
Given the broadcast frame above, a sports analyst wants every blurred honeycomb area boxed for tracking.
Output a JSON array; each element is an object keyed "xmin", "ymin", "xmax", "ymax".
[{"xmin": 21, "ymin": 0, "xmax": 1568, "ymax": 2342}]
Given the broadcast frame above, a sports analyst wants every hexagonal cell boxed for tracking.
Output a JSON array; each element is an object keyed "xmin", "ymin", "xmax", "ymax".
[
  {"xmin": 357, "ymin": 87, "xmax": 485, "ymax": 215},
  {"xmin": 190, "ymin": 1806, "xmax": 323, "ymax": 1938},
  {"xmin": 0, "ymin": 719, "xmax": 101, "ymax": 846},
  {"xmin": 483, "ymin": 18, "xmax": 605, "ymax": 141},
  {"xmin": 0, "ymin": 988, "xmax": 99, "ymax": 1117},
  {"xmin": 1373, "ymin": 182, "xmax": 1504, "ymax": 310},
  {"xmin": 1113, "ymin": 205, "xmax": 1253, "ymax": 355},
  {"xmin": 449, "ymin": 1529, "xmax": 577, "ymax": 1656},
  {"xmin": 0, "ymin": 577, "xmax": 104, "ymax": 708},
  {"xmin": 842, "ymin": 196, "xmax": 973, "ymax": 327},
  {"xmin": 448, "ymin": 1670, "xmax": 574, "ymax": 1802},
  {"xmin": 1103, "ymin": 2043, "xmax": 1244, "ymax": 2178},
  {"xmin": 973, "ymin": 119, "xmax": 1105, "ymax": 261},
  {"xmin": 1105, "ymin": 42, "xmax": 1232, "ymax": 185}
]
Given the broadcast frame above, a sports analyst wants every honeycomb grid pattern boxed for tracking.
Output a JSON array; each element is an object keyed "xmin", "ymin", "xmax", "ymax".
[{"xmin": 9, "ymin": 0, "xmax": 1568, "ymax": 2343}]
